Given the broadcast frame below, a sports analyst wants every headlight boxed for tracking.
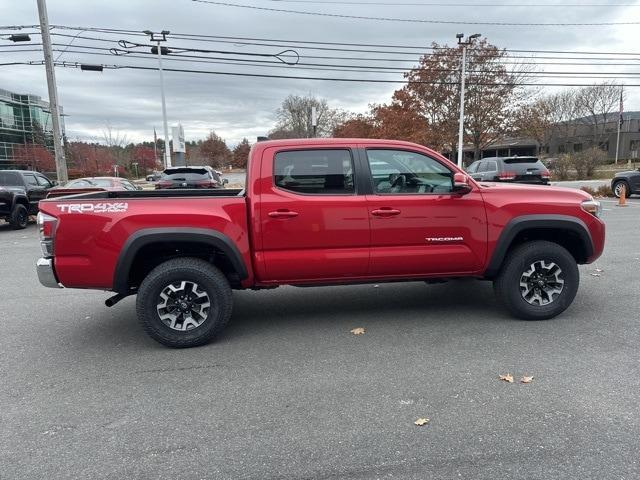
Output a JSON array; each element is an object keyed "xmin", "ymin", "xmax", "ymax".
[{"xmin": 581, "ymin": 199, "xmax": 602, "ymax": 218}]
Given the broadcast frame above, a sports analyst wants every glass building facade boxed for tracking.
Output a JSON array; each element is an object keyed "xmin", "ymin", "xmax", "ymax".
[{"xmin": 0, "ymin": 87, "xmax": 64, "ymax": 166}]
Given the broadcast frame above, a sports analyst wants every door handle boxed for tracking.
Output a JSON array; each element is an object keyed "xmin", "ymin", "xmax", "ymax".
[
  {"xmin": 268, "ymin": 210, "xmax": 299, "ymax": 218},
  {"xmin": 371, "ymin": 208, "xmax": 401, "ymax": 217}
]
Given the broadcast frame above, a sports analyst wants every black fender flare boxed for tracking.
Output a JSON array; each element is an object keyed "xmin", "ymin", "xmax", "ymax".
[
  {"xmin": 484, "ymin": 214, "xmax": 594, "ymax": 279},
  {"xmin": 112, "ymin": 228, "xmax": 248, "ymax": 293}
]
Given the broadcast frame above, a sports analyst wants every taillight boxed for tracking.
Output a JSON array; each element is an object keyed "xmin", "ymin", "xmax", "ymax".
[
  {"xmin": 499, "ymin": 171, "xmax": 517, "ymax": 181},
  {"xmin": 37, "ymin": 212, "xmax": 58, "ymax": 257},
  {"xmin": 541, "ymin": 169, "xmax": 550, "ymax": 179},
  {"xmin": 195, "ymin": 180, "xmax": 217, "ymax": 188}
]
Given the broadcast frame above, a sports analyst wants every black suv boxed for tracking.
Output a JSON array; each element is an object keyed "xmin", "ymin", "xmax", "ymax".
[
  {"xmin": 0, "ymin": 170, "xmax": 55, "ymax": 229},
  {"xmin": 155, "ymin": 166, "xmax": 228, "ymax": 190},
  {"xmin": 466, "ymin": 156, "xmax": 550, "ymax": 185},
  {"xmin": 611, "ymin": 168, "xmax": 640, "ymax": 198}
]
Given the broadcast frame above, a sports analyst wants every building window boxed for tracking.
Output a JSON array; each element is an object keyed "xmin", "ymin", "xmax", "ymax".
[
  {"xmin": 630, "ymin": 140, "xmax": 640, "ymax": 159},
  {"xmin": 573, "ymin": 144, "xmax": 583, "ymax": 153},
  {"xmin": 558, "ymin": 145, "xmax": 566, "ymax": 154}
]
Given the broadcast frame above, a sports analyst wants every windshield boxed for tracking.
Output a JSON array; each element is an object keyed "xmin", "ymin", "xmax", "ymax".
[{"xmin": 0, "ymin": 172, "xmax": 21, "ymax": 186}]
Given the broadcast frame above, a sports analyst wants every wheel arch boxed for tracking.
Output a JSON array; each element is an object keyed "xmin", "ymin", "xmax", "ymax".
[
  {"xmin": 484, "ymin": 215, "xmax": 594, "ymax": 279},
  {"xmin": 113, "ymin": 228, "xmax": 248, "ymax": 294}
]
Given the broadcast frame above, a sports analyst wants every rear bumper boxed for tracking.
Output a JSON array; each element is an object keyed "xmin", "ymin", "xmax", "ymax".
[{"xmin": 37, "ymin": 258, "xmax": 62, "ymax": 288}]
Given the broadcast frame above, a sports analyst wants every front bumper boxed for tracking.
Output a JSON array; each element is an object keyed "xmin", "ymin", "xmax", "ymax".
[{"xmin": 37, "ymin": 258, "xmax": 62, "ymax": 288}]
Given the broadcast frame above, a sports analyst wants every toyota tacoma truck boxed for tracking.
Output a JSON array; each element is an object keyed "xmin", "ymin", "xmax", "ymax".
[{"xmin": 35, "ymin": 139, "xmax": 605, "ymax": 348}]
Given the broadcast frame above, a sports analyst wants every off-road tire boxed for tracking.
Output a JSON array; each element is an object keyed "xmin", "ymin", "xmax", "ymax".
[
  {"xmin": 136, "ymin": 257, "xmax": 233, "ymax": 348},
  {"xmin": 9, "ymin": 204, "xmax": 28, "ymax": 230},
  {"xmin": 612, "ymin": 180, "xmax": 631, "ymax": 199},
  {"xmin": 494, "ymin": 240, "xmax": 579, "ymax": 320}
]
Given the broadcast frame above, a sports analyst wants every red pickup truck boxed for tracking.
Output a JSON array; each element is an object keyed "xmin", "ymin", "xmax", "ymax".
[{"xmin": 36, "ymin": 139, "xmax": 605, "ymax": 348}]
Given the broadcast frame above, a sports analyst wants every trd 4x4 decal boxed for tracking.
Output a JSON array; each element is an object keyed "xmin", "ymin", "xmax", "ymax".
[{"xmin": 57, "ymin": 203, "xmax": 129, "ymax": 214}]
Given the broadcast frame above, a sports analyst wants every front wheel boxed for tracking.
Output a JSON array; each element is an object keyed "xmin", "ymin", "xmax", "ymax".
[
  {"xmin": 136, "ymin": 257, "xmax": 233, "ymax": 348},
  {"xmin": 9, "ymin": 204, "xmax": 28, "ymax": 230},
  {"xmin": 494, "ymin": 241, "xmax": 579, "ymax": 320}
]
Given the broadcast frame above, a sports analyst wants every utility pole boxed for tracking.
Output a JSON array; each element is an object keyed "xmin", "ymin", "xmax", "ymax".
[
  {"xmin": 37, "ymin": 0, "xmax": 68, "ymax": 183},
  {"xmin": 456, "ymin": 33, "xmax": 481, "ymax": 168},
  {"xmin": 311, "ymin": 106, "xmax": 318, "ymax": 138},
  {"xmin": 614, "ymin": 86, "xmax": 623, "ymax": 165},
  {"xmin": 144, "ymin": 30, "xmax": 172, "ymax": 169}
]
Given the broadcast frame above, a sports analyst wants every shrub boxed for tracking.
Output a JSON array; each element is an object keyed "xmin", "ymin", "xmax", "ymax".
[
  {"xmin": 580, "ymin": 185, "xmax": 614, "ymax": 198},
  {"xmin": 551, "ymin": 154, "xmax": 572, "ymax": 180},
  {"xmin": 571, "ymin": 147, "xmax": 607, "ymax": 179}
]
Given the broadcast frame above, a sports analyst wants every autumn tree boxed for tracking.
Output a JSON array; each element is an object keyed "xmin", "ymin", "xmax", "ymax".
[
  {"xmin": 11, "ymin": 144, "xmax": 55, "ymax": 172},
  {"xmin": 200, "ymin": 131, "xmax": 232, "ymax": 168},
  {"xmin": 132, "ymin": 145, "xmax": 159, "ymax": 175},
  {"xmin": 271, "ymin": 94, "xmax": 343, "ymax": 138},
  {"xmin": 393, "ymin": 39, "xmax": 529, "ymax": 160},
  {"xmin": 513, "ymin": 98, "xmax": 555, "ymax": 155},
  {"xmin": 232, "ymin": 138, "xmax": 252, "ymax": 169}
]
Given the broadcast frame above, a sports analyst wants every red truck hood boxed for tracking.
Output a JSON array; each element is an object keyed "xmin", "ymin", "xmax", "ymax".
[{"xmin": 477, "ymin": 182, "xmax": 593, "ymax": 201}]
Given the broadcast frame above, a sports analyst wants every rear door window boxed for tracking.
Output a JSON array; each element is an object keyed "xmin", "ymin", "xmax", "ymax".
[
  {"xmin": 0, "ymin": 172, "xmax": 21, "ymax": 186},
  {"xmin": 23, "ymin": 174, "xmax": 39, "ymax": 187},
  {"xmin": 274, "ymin": 149, "xmax": 354, "ymax": 195}
]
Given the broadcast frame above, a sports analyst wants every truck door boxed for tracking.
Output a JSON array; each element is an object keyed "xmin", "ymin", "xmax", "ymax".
[
  {"xmin": 257, "ymin": 146, "xmax": 370, "ymax": 282},
  {"xmin": 363, "ymin": 148, "xmax": 487, "ymax": 277}
]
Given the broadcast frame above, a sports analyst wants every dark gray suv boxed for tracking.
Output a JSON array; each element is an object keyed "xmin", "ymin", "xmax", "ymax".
[{"xmin": 466, "ymin": 156, "xmax": 550, "ymax": 185}]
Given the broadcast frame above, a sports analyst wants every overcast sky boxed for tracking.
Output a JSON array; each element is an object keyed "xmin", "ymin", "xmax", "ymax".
[{"xmin": 1, "ymin": 0, "xmax": 639, "ymax": 146}]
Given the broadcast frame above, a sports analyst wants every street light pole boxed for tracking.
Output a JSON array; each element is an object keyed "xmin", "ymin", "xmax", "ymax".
[
  {"xmin": 456, "ymin": 33, "xmax": 481, "ymax": 169},
  {"xmin": 36, "ymin": 0, "xmax": 68, "ymax": 183},
  {"xmin": 145, "ymin": 30, "xmax": 172, "ymax": 169}
]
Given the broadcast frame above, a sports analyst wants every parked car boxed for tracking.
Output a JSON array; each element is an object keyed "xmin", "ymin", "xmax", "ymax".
[
  {"xmin": 36, "ymin": 138, "xmax": 604, "ymax": 348},
  {"xmin": 146, "ymin": 172, "xmax": 161, "ymax": 182},
  {"xmin": 47, "ymin": 176, "xmax": 141, "ymax": 199},
  {"xmin": 466, "ymin": 156, "xmax": 550, "ymax": 185},
  {"xmin": 155, "ymin": 166, "xmax": 227, "ymax": 190},
  {"xmin": 0, "ymin": 170, "xmax": 55, "ymax": 229},
  {"xmin": 611, "ymin": 168, "xmax": 640, "ymax": 198}
]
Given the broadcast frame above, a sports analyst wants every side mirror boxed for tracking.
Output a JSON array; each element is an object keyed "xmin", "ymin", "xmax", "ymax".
[
  {"xmin": 51, "ymin": 180, "xmax": 59, "ymax": 187},
  {"xmin": 222, "ymin": 178, "xmax": 229, "ymax": 185},
  {"xmin": 453, "ymin": 173, "xmax": 472, "ymax": 195}
]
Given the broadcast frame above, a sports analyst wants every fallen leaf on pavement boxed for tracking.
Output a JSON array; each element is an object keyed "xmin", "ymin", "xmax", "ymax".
[
  {"xmin": 590, "ymin": 273, "xmax": 601, "ymax": 277},
  {"xmin": 521, "ymin": 376, "xmax": 534, "ymax": 384},
  {"xmin": 414, "ymin": 418, "xmax": 430, "ymax": 426},
  {"xmin": 350, "ymin": 327, "xmax": 366, "ymax": 335},
  {"xmin": 499, "ymin": 374, "xmax": 514, "ymax": 383},
  {"xmin": 594, "ymin": 268, "xmax": 604, "ymax": 273}
]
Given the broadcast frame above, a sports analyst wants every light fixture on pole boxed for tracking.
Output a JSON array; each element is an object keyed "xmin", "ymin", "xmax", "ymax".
[
  {"xmin": 144, "ymin": 29, "xmax": 172, "ymax": 169},
  {"xmin": 456, "ymin": 33, "xmax": 481, "ymax": 168}
]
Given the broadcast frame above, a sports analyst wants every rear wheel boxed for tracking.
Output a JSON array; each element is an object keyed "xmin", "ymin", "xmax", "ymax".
[
  {"xmin": 9, "ymin": 204, "xmax": 28, "ymax": 230},
  {"xmin": 612, "ymin": 180, "xmax": 630, "ymax": 198},
  {"xmin": 136, "ymin": 257, "xmax": 233, "ymax": 348},
  {"xmin": 494, "ymin": 240, "xmax": 579, "ymax": 320}
]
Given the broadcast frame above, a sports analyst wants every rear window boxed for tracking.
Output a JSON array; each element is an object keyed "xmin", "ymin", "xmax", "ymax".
[
  {"xmin": 0, "ymin": 172, "xmax": 21, "ymax": 186},
  {"xmin": 91, "ymin": 179, "xmax": 114, "ymax": 187},
  {"xmin": 503, "ymin": 158, "xmax": 541, "ymax": 165},
  {"xmin": 162, "ymin": 168, "xmax": 210, "ymax": 181}
]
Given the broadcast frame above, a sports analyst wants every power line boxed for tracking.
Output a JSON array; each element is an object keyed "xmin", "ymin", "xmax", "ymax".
[
  {"xmin": 191, "ymin": 0, "xmax": 640, "ymax": 26},
  {"xmin": 48, "ymin": 25, "xmax": 640, "ymax": 56},
  {"xmin": 7, "ymin": 58, "xmax": 638, "ymax": 86},
  {"xmin": 267, "ymin": 0, "xmax": 640, "ymax": 6},
  {"xmin": 49, "ymin": 44, "xmax": 640, "ymax": 78}
]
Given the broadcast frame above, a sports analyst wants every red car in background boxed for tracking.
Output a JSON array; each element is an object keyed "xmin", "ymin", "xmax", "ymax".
[{"xmin": 47, "ymin": 177, "xmax": 141, "ymax": 198}]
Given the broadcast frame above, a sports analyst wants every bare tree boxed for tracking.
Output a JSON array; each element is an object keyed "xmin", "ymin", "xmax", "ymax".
[
  {"xmin": 574, "ymin": 82, "xmax": 623, "ymax": 144},
  {"xmin": 271, "ymin": 94, "xmax": 343, "ymax": 138}
]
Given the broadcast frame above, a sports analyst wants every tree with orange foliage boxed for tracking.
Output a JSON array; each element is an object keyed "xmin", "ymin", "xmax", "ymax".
[{"xmin": 11, "ymin": 144, "xmax": 56, "ymax": 172}]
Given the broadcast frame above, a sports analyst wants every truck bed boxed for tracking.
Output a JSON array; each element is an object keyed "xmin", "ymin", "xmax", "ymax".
[{"xmin": 48, "ymin": 188, "xmax": 245, "ymax": 201}]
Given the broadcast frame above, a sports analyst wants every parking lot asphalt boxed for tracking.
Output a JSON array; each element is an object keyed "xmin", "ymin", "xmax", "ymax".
[{"xmin": 1, "ymin": 200, "xmax": 639, "ymax": 480}]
